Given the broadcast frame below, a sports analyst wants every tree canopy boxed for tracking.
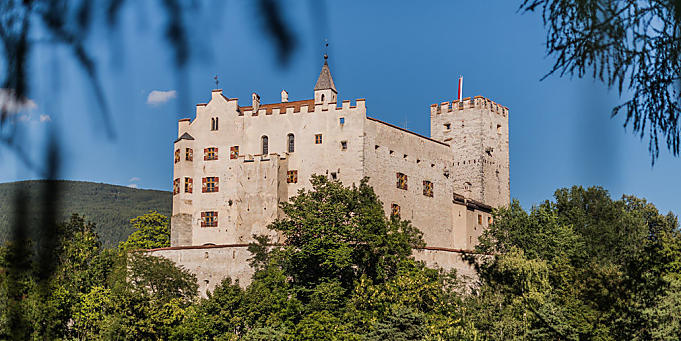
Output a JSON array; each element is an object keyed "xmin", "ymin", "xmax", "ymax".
[
  {"xmin": 522, "ymin": 0, "xmax": 681, "ymax": 162},
  {"xmin": 0, "ymin": 179, "xmax": 680, "ymax": 339}
]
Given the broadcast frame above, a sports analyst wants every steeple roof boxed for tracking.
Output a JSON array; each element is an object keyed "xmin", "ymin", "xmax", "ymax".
[{"xmin": 314, "ymin": 56, "xmax": 337, "ymax": 93}]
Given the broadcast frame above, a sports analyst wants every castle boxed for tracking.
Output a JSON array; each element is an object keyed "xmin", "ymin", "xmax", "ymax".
[{"xmin": 149, "ymin": 56, "xmax": 510, "ymax": 296}]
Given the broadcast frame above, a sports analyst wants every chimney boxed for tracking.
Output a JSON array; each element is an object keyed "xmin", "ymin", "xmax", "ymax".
[
  {"xmin": 252, "ymin": 92, "xmax": 260, "ymax": 111},
  {"xmin": 281, "ymin": 89, "xmax": 289, "ymax": 102}
]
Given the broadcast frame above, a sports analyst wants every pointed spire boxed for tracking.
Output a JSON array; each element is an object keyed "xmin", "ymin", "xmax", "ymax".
[{"xmin": 314, "ymin": 54, "xmax": 337, "ymax": 93}]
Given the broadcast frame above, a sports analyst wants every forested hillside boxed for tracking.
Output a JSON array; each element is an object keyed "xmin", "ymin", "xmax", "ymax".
[{"xmin": 0, "ymin": 180, "xmax": 171, "ymax": 246}]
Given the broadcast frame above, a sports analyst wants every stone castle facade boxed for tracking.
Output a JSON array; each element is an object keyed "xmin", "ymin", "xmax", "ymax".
[{"xmin": 150, "ymin": 57, "xmax": 510, "ymax": 296}]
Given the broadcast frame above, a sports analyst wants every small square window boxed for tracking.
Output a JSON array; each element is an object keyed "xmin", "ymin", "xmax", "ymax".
[
  {"xmin": 315, "ymin": 134, "xmax": 323, "ymax": 144},
  {"xmin": 184, "ymin": 177, "xmax": 193, "ymax": 193},
  {"xmin": 341, "ymin": 141, "xmax": 347, "ymax": 150},
  {"xmin": 444, "ymin": 123, "xmax": 451, "ymax": 130},
  {"xmin": 339, "ymin": 117, "xmax": 345, "ymax": 125},
  {"xmin": 422, "ymin": 180, "xmax": 433, "ymax": 197},
  {"xmin": 330, "ymin": 172, "xmax": 337, "ymax": 180},
  {"xmin": 287, "ymin": 170, "xmax": 298, "ymax": 183},
  {"xmin": 173, "ymin": 178, "xmax": 180, "ymax": 195},
  {"xmin": 396, "ymin": 172, "xmax": 408, "ymax": 190},
  {"xmin": 391, "ymin": 203, "xmax": 400, "ymax": 218},
  {"xmin": 201, "ymin": 211, "xmax": 218, "ymax": 227},
  {"xmin": 204, "ymin": 147, "xmax": 218, "ymax": 161},
  {"xmin": 203, "ymin": 177, "xmax": 219, "ymax": 193},
  {"xmin": 230, "ymin": 146, "xmax": 239, "ymax": 159}
]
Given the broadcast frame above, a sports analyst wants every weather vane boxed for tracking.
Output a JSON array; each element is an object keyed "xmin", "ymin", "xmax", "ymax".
[
  {"xmin": 214, "ymin": 75, "xmax": 219, "ymax": 89},
  {"xmin": 324, "ymin": 38, "xmax": 329, "ymax": 59}
]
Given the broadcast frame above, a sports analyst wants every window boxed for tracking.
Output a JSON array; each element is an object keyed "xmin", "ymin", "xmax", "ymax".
[
  {"xmin": 230, "ymin": 146, "xmax": 239, "ymax": 159},
  {"xmin": 201, "ymin": 211, "xmax": 218, "ymax": 227},
  {"xmin": 497, "ymin": 124, "xmax": 502, "ymax": 134},
  {"xmin": 330, "ymin": 172, "xmax": 337, "ymax": 180},
  {"xmin": 184, "ymin": 177, "xmax": 193, "ymax": 193},
  {"xmin": 202, "ymin": 177, "xmax": 219, "ymax": 193},
  {"xmin": 321, "ymin": 94, "xmax": 325, "ymax": 101},
  {"xmin": 261, "ymin": 136, "xmax": 269, "ymax": 155},
  {"xmin": 174, "ymin": 149, "xmax": 180, "ymax": 163},
  {"xmin": 463, "ymin": 182, "xmax": 472, "ymax": 191},
  {"xmin": 204, "ymin": 147, "xmax": 218, "ymax": 161},
  {"xmin": 444, "ymin": 123, "xmax": 451, "ymax": 130},
  {"xmin": 391, "ymin": 203, "xmax": 400, "ymax": 218},
  {"xmin": 341, "ymin": 141, "xmax": 347, "ymax": 150},
  {"xmin": 423, "ymin": 180, "xmax": 433, "ymax": 197},
  {"xmin": 185, "ymin": 148, "xmax": 193, "ymax": 161},
  {"xmin": 339, "ymin": 117, "xmax": 345, "ymax": 125},
  {"xmin": 211, "ymin": 117, "xmax": 219, "ymax": 131},
  {"xmin": 287, "ymin": 170, "xmax": 298, "ymax": 183},
  {"xmin": 488, "ymin": 217, "xmax": 492, "ymax": 225},
  {"xmin": 315, "ymin": 134, "xmax": 323, "ymax": 144},
  {"xmin": 478, "ymin": 214, "xmax": 482, "ymax": 225},
  {"xmin": 396, "ymin": 172, "xmax": 408, "ymax": 190},
  {"xmin": 173, "ymin": 178, "xmax": 180, "ymax": 195},
  {"xmin": 287, "ymin": 134, "xmax": 295, "ymax": 153}
]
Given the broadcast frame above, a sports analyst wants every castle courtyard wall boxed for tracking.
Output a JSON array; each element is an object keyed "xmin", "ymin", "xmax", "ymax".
[{"xmin": 150, "ymin": 245, "xmax": 481, "ymax": 296}]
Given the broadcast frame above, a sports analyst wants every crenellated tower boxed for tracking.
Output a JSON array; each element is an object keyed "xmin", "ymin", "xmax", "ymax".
[{"xmin": 430, "ymin": 96, "xmax": 510, "ymax": 208}]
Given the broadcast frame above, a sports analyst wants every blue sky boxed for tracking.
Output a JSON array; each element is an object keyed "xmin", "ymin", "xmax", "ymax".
[{"xmin": 2, "ymin": 1, "xmax": 679, "ymax": 215}]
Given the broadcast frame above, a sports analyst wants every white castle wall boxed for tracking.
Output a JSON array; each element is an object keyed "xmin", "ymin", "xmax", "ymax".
[
  {"xmin": 430, "ymin": 96, "xmax": 510, "ymax": 208},
  {"xmin": 158, "ymin": 68, "xmax": 510, "ymax": 294}
]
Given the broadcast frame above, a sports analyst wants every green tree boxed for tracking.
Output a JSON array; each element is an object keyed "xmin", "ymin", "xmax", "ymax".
[
  {"xmin": 119, "ymin": 211, "xmax": 171, "ymax": 251},
  {"xmin": 522, "ymin": 0, "xmax": 681, "ymax": 162},
  {"xmin": 473, "ymin": 186, "xmax": 680, "ymax": 340},
  {"xmin": 266, "ymin": 175, "xmax": 424, "ymax": 293},
  {"xmin": 103, "ymin": 252, "xmax": 198, "ymax": 340}
]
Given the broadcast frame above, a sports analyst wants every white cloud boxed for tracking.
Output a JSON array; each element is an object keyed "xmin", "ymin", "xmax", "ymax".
[
  {"xmin": 146, "ymin": 90, "xmax": 177, "ymax": 105},
  {"xmin": 129, "ymin": 177, "xmax": 141, "ymax": 182},
  {"xmin": 127, "ymin": 184, "xmax": 139, "ymax": 189},
  {"xmin": 0, "ymin": 88, "xmax": 37, "ymax": 114},
  {"xmin": 39, "ymin": 114, "xmax": 51, "ymax": 122}
]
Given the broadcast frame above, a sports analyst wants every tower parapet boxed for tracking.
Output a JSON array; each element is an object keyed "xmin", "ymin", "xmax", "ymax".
[{"xmin": 430, "ymin": 95, "xmax": 510, "ymax": 208}]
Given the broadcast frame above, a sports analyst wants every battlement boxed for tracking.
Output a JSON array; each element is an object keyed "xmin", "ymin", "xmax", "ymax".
[
  {"xmin": 238, "ymin": 98, "xmax": 365, "ymax": 116},
  {"xmin": 430, "ymin": 96, "xmax": 508, "ymax": 117}
]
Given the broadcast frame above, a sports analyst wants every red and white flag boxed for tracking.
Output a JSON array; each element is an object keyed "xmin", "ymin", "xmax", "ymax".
[{"xmin": 458, "ymin": 76, "xmax": 463, "ymax": 101}]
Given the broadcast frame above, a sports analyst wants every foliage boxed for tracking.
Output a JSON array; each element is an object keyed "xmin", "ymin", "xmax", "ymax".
[
  {"xmin": 0, "ymin": 180, "xmax": 171, "ymax": 246},
  {"xmin": 474, "ymin": 185, "xmax": 681, "ymax": 340},
  {"xmin": 1, "ymin": 180, "xmax": 680, "ymax": 340},
  {"xmin": 119, "ymin": 211, "xmax": 171, "ymax": 251},
  {"xmin": 268, "ymin": 175, "xmax": 425, "ymax": 293},
  {"xmin": 522, "ymin": 0, "xmax": 681, "ymax": 162}
]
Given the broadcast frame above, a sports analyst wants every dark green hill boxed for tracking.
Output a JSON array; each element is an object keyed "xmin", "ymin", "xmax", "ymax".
[{"xmin": 0, "ymin": 180, "xmax": 171, "ymax": 247}]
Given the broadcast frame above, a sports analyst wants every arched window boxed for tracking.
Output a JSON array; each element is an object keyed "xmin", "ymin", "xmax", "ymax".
[
  {"xmin": 321, "ymin": 94, "xmax": 325, "ymax": 102},
  {"xmin": 261, "ymin": 135, "xmax": 269, "ymax": 155},
  {"xmin": 287, "ymin": 133, "xmax": 295, "ymax": 153},
  {"xmin": 210, "ymin": 117, "xmax": 219, "ymax": 131}
]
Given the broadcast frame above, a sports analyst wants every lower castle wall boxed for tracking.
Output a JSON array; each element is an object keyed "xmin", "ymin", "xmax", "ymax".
[
  {"xmin": 148, "ymin": 245, "xmax": 481, "ymax": 297},
  {"xmin": 148, "ymin": 245, "xmax": 257, "ymax": 297}
]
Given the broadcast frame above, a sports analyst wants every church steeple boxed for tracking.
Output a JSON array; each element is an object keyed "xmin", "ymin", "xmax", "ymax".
[{"xmin": 314, "ymin": 54, "xmax": 337, "ymax": 104}]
